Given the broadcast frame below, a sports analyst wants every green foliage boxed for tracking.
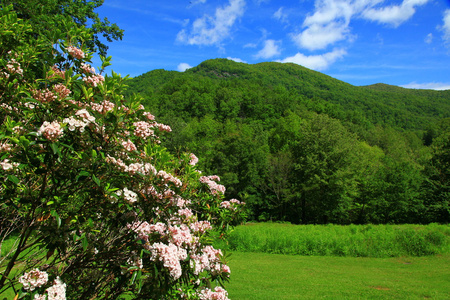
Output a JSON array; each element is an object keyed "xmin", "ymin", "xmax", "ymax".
[
  {"xmin": 223, "ymin": 223, "xmax": 450, "ymax": 257},
  {"xmin": 1, "ymin": 0, "xmax": 124, "ymax": 56},
  {"xmin": 127, "ymin": 58, "xmax": 450, "ymax": 132},
  {"xmin": 125, "ymin": 58, "xmax": 450, "ymax": 224},
  {"xmin": 422, "ymin": 119, "xmax": 450, "ymax": 222}
]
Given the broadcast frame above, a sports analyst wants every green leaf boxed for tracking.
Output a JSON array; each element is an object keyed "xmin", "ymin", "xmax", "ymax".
[
  {"xmin": 76, "ymin": 170, "xmax": 90, "ymax": 182},
  {"xmin": 82, "ymin": 235, "xmax": 88, "ymax": 251},
  {"xmin": 7, "ymin": 174, "xmax": 19, "ymax": 184},
  {"xmin": 51, "ymin": 210, "xmax": 61, "ymax": 228},
  {"xmin": 92, "ymin": 174, "xmax": 100, "ymax": 186},
  {"xmin": 131, "ymin": 270, "xmax": 138, "ymax": 284},
  {"xmin": 50, "ymin": 143, "xmax": 59, "ymax": 155}
]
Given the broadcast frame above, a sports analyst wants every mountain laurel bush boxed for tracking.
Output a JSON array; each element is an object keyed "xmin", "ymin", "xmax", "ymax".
[{"xmin": 0, "ymin": 5, "xmax": 245, "ymax": 299}]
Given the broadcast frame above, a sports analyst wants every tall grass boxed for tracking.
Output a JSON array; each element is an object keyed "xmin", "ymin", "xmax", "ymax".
[{"xmin": 221, "ymin": 223, "xmax": 450, "ymax": 257}]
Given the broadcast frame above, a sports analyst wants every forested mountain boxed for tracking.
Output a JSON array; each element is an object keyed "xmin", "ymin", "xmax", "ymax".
[{"xmin": 125, "ymin": 58, "xmax": 450, "ymax": 224}]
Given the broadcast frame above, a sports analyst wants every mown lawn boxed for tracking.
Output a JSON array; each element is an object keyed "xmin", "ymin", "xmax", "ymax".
[{"xmin": 224, "ymin": 252, "xmax": 450, "ymax": 299}]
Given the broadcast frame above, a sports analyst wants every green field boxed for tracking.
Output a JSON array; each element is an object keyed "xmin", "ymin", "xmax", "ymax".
[
  {"xmin": 3, "ymin": 223, "xmax": 450, "ymax": 299},
  {"xmin": 217, "ymin": 223, "xmax": 450, "ymax": 299},
  {"xmin": 225, "ymin": 252, "xmax": 450, "ymax": 299},
  {"xmin": 222, "ymin": 223, "xmax": 450, "ymax": 257}
]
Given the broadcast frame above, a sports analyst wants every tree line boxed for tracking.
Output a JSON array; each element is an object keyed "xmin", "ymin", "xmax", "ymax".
[{"xmin": 125, "ymin": 59, "xmax": 450, "ymax": 224}]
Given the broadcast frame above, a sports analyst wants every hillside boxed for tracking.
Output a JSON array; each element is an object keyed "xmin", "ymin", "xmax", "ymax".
[
  {"xmin": 124, "ymin": 59, "xmax": 450, "ymax": 225},
  {"xmin": 125, "ymin": 58, "xmax": 450, "ymax": 132}
]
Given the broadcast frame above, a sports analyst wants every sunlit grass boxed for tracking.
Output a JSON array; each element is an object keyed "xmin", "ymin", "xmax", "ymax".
[
  {"xmin": 223, "ymin": 222, "xmax": 450, "ymax": 257},
  {"xmin": 225, "ymin": 252, "xmax": 450, "ymax": 299}
]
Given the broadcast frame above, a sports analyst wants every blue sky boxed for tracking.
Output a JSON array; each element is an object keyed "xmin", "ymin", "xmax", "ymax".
[{"xmin": 94, "ymin": 0, "xmax": 450, "ymax": 89}]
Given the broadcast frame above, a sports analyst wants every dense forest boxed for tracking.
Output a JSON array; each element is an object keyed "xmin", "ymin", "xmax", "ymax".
[{"xmin": 125, "ymin": 58, "xmax": 450, "ymax": 224}]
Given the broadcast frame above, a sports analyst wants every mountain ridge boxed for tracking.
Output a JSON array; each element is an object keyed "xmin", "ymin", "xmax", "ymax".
[{"xmin": 125, "ymin": 58, "xmax": 450, "ymax": 132}]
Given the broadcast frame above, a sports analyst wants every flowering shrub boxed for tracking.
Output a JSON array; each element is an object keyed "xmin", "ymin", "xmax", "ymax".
[{"xmin": 0, "ymin": 5, "xmax": 245, "ymax": 299}]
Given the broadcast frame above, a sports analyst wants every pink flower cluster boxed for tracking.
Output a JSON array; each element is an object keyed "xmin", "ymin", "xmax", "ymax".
[
  {"xmin": 127, "ymin": 215, "xmax": 227, "ymax": 282},
  {"xmin": 83, "ymin": 74, "xmax": 104, "ymax": 87},
  {"xmin": 37, "ymin": 121, "xmax": 63, "ymax": 142},
  {"xmin": 189, "ymin": 153, "xmax": 199, "ymax": 166},
  {"xmin": 80, "ymin": 63, "xmax": 95, "ymax": 74},
  {"xmin": 157, "ymin": 123, "xmax": 172, "ymax": 132},
  {"xmin": 45, "ymin": 276, "xmax": 66, "ymax": 300},
  {"xmin": 18, "ymin": 268, "xmax": 48, "ymax": 291},
  {"xmin": 171, "ymin": 195, "xmax": 191, "ymax": 208},
  {"xmin": 6, "ymin": 58, "xmax": 23, "ymax": 76},
  {"xmin": 220, "ymin": 199, "xmax": 244, "ymax": 210},
  {"xmin": 198, "ymin": 286, "xmax": 229, "ymax": 300},
  {"xmin": 1, "ymin": 158, "xmax": 19, "ymax": 171},
  {"xmin": 63, "ymin": 109, "xmax": 96, "ymax": 133},
  {"xmin": 199, "ymin": 176, "xmax": 226, "ymax": 195},
  {"xmin": 75, "ymin": 109, "xmax": 96, "ymax": 123},
  {"xmin": 116, "ymin": 187, "xmax": 138, "ymax": 203},
  {"xmin": 157, "ymin": 170, "xmax": 182, "ymax": 187},
  {"xmin": 168, "ymin": 224, "xmax": 195, "ymax": 247},
  {"xmin": 33, "ymin": 88, "xmax": 57, "ymax": 103},
  {"xmin": 24, "ymin": 102, "xmax": 36, "ymax": 109},
  {"xmin": 121, "ymin": 139, "xmax": 137, "ymax": 152},
  {"xmin": 105, "ymin": 155, "xmax": 158, "ymax": 176},
  {"xmin": 50, "ymin": 65, "xmax": 65, "ymax": 79},
  {"xmin": 67, "ymin": 46, "xmax": 85, "ymax": 59},
  {"xmin": 127, "ymin": 221, "xmax": 152, "ymax": 241},
  {"xmin": 149, "ymin": 242, "xmax": 187, "ymax": 279},
  {"xmin": 143, "ymin": 112, "xmax": 155, "ymax": 120},
  {"xmin": 0, "ymin": 141, "xmax": 12, "ymax": 152},
  {"xmin": 0, "ymin": 103, "xmax": 14, "ymax": 111},
  {"xmin": 141, "ymin": 185, "xmax": 164, "ymax": 200},
  {"xmin": 53, "ymin": 83, "xmax": 71, "ymax": 99},
  {"xmin": 177, "ymin": 208, "xmax": 194, "ymax": 220},
  {"xmin": 133, "ymin": 121, "xmax": 155, "ymax": 139},
  {"xmin": 190, "ymin": 220, "xmax": 212, "ymax": 234},
  {"xmin": 63, "ymin": 116, "xmax": 89, "ymax": 132},
  {"xmin": 90, "ymin": 100, "xmax": 115, "ymax": 114},
  {"xmin": 128, "ymin": 221, "xmax": 168, "ymax": 241},
  {"xmin": 190, "ymin": 246, "xmax": 228, "ymax": 276},
  {"xmin": 0, "ymin": 71, "xmax": 9, "ymax": 79}
]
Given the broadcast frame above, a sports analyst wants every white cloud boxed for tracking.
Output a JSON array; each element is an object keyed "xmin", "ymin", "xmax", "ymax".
[
  {"xmin": 401, "ymin": 82, "xmax": 450, "ymax": 90},
  {"xmin": 244, "ymin": 43, "xmax": 258, "ymax": 48},
  {"xmin": 292, "ymin": 22, "xmax": 350, "ymax": 51},
  {"xmin": 255, "ymin": 39, "xmax": 281, "ymax": 59},
  {"xmin": 291, "ymin": 0, "xmax": 354, "ymax": 51},
  {"xmin": 303, "ymin": 0, "xmax": 354, "ymax": 25},
  {"xmin": 176, "ymin": 0, "xmax": 246, "ymax": 46},
  {"xmin": 190, "ymin": 0, "xmax": 207, "ymax": 5},
  {"xmin": 441, "ymin": 9, "xmax": 450, "ymax": 43},
  {"xmin": 177, "ymin": 63, "xmax": 193, "ymax": 72},
  {"xmin": 227, "ymin": 57, "xmax": 247, "ymax": 63},
  {"xmin": 425, "ymin": 33, "xmax": 432, "ymax": 44},
  {"xmin": 361, "ymin": 0, "xmax": 429, "ymax": 27},
  {"xmin": 273, "ymin": 7, "xmax": 288, "ymax": 23},
  {"xmin": 278, "ymin": 48, "xmax": 347, "ymax": 71},
  {"xmin": 291, "ymin": 0, "xmax": 429, "ymax": 51}
]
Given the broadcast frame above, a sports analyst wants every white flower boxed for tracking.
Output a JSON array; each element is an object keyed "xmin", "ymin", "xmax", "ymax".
[
  {"xmin": 46, "ymin": 276, "xmax": 66, "ymax": 300},
  {"xmin": 18, "ymin": 269, "xmax": 48, "ymax": 291}
]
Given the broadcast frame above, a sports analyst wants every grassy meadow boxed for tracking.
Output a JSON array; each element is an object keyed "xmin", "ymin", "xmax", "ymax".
[
  {"xmin": 215, "ymin": 222, "xmax": 450, "ymax": 299},
  {"xmin": 218, "ymin": 222, "xmax": 450, "ymax": 257},
  {"xmin": 224, "ymin": 252, "xmax": 450, "ymax": 299},
  {"xmin": 2, "ymin": 223, "xmax": 449, "ymax": 299}
]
